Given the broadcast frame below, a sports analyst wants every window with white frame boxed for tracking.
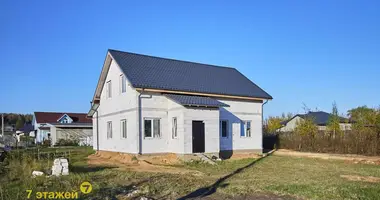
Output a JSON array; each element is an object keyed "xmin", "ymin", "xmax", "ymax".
[
  {"xmin": 107, "ymin": 121, "xmax": 112, "ymax": 139},
  {"xmin": 241, "ymin": 121, "xmax": 251, "ymax": 137},
  {"xmin": 120, "ymin": 119, "xmax": 127, "ymax": 139},
  {"xmin": 220, "ymin": 120, "xmax": 228, "ymax": 138},
  {"xmin": 106, "ymin": 80, "xmax": 112, "ymax": 98},
  {"xmin": 120, "ymin": 74, "xmax": 126, "ymax": 94},
  {"xmin": 144, "ymin": 118, "xmax": 161, "ymax": 138},
  {"xmin": 172, "ymin": 117, "xmax": 177, "ymax": 138}
]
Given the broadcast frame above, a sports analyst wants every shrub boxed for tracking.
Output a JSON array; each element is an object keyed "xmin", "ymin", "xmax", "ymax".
[
  {"xmin": 273, "ymin": 130, "xmax": 380, "ymax": 156},
  {"xmin": 41, "ymin": 139, "xmax": 51, "ymax": 147},
  {"xmin": 55, "ymin": 138, "xmax": 79, "ymax": 147}
]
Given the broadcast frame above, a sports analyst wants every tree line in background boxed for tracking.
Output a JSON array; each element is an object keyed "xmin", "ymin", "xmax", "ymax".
[
  {"xmin": 0, "ymin": 113, "xmax": 33, "ymax": 130},
  {"xmin": 264, "ymin": 103, "xmax": 380, "ymax": 156}
]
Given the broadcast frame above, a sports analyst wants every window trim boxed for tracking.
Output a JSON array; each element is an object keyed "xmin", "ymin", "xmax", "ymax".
[
  {"xmin": 172, "ymin": 117, "xmax": 178, "ymax": 139},
  {"xmin": 106, "ymin": 80, "xmax": 112, "ymax": 98},
  {"xmin": 144, "ymin": 118, "xmax": 161, "ymax": 139},
  {"xmin": 107, "ymin": 121, "xmax": 112, "ymax": 139},
  {"xmin": 120, "ymin": 74, "xmax": 126, "ymax": 94},
  {"xmin": 220, "ymin": 120, "xmax": 228, "ymax": 138},
  {"xmin": 120, "ymin": 119, "xmax": 127, "ymax": 139}
]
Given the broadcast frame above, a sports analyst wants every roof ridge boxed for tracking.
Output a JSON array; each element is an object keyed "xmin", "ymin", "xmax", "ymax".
[
  {"xmin": 34, "ymin": 111, "xmax": 88, "ymax": 115},
  {"xmin": 108, "ymin": 49, "xmax": 236, "ymax": 70}
]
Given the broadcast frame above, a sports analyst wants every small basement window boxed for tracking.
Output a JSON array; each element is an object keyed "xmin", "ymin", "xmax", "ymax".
[{"xmin": 144, "ymin": 118, "xmax": 161, "ymax": 138}]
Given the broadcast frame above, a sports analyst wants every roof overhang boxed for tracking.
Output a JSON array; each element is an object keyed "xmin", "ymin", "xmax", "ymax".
[
  {"xmin": 49, "ymin": 123, "xmax": 93, "ymax": 128},
  {"xmin": 164, "ymin": 93, "xmax": 229, "ymax": 108},
  {"xmin": 87, "ymin": 100, "xmax": 100, "ymax": 117},
  {"xmin": 136, "ymin": 88, "xmax": 270, "ymax": 101}
]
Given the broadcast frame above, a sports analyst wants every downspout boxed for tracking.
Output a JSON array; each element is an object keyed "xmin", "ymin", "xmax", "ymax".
[
  {"xmin": 137, "ymin": 89, "xmax": 144, "ymax": 154},
  {"xmin": 262, "ymin": 99, "xmax": 269, "ymax": 151},
  {"xmin": 89, "ymin": 101, "xmax": 100, "ymax": 151},
  {"xmin": 96, "ymin": 110, "xmax": 99, "ymax": 151}
]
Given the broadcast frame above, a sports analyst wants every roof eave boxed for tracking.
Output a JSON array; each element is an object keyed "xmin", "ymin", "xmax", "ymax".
[{"xmin": 136, "ymin": 88, "xmax": 272, "ymax": 101}]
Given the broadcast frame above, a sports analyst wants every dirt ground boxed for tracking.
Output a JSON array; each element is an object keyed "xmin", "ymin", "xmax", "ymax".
[
  {"xmin": 228, "ymin": 152, "xmax": 261, "ymax": 160},
  {"xmin": 87, "ymin": 151, "xmax": 203, "ymax": 175},
  {"xmin": 340, "ymin": 175, "xmax": 380, "ymax": 183},
  {"xmin": 274, "ymin": 149, "xmax": 380, "ymax": 165}
]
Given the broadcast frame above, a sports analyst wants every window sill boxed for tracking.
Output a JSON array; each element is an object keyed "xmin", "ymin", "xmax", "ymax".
[{"xmin": 144, "ymin": 137, "xmax": 161, "ymax": 140}]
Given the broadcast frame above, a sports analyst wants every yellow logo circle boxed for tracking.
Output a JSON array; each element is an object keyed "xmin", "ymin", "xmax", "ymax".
[{"xmin": 80, "ymin": 181, "xmax": 93, "ymax": 194}]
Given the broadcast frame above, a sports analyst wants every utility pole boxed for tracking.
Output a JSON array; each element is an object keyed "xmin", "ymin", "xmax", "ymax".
[{"xmin": 1, "ymin": 113, "xmax": 4, "ymax": 137}]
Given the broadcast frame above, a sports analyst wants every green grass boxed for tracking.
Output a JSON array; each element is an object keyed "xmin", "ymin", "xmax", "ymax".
[
  {"xmin": 219, "ymin": 155, "xmax": 380, "ymax": 200},
  {"xmin": 1, "ymin": 148, "xmax": 380, "ymax": 200}
]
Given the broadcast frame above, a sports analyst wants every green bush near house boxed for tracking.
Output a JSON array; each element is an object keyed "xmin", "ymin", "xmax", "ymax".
[{"xmin": 55, "ymin": 138, "xmax": 80, "ymax": 147}]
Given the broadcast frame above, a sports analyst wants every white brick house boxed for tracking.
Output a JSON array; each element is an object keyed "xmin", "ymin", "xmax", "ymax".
[{"xmin": 88, "ymin": 50, "xmax": 272, "ymax": 157}]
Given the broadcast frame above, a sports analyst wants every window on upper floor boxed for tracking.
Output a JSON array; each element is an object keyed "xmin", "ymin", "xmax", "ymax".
[
  {"xmin": 172, "ymin": 117, "xmax": 177, "ymax": 139},
  {"xmin": 220, "ymin": 120, "xmax": 228, "ymax": 138},
  {"xmin": 106, "ymin": 80, "xmax": 112, "ymax": 98},
  {"xmin": 144, "ymin": 118, "xmax": 161, "ymax": 138},
  {"xmin": 241, "ymin": 120, "xmax": 251, "ymax": 137},
  {"xmin": 120, "ymin": 74, "xmax": 126, "ymax": 94}
]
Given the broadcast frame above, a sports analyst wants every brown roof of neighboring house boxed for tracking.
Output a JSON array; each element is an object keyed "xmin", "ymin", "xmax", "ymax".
[{"xmin": 34, "ymin": 112, "xmax": 91, "ymax": 124}]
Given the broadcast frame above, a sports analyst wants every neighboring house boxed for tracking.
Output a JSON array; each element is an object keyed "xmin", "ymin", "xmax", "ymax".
[
  {"xmin": 17, "ymin": 123, "xmax": 34, "ymax": 136},
  {"xmin": 279, "ymin": 111, "xmax": 351, "ymax": 132},
  {"xmin": 87, "ymin": 49, "xmax": 272, "ymax": 157},
  {"xmin": 33, "ymin": 112, "xmax": 93, "ymax": 146}
]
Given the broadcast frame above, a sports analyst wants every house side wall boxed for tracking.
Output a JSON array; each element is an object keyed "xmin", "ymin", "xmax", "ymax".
[
  {"xmin": 93, "ymin": 59, "xmax": 139, "ymax": 153},
  {"xmin": 33, "ymin": 116, "xmax": 49, "ymax": 143},
  {"xmin": 219, "ymin": 99, "xmax": 263, "ymax": 152},
  {"xmin": 139, "ymin": 92, "xmax": 170, "ymax": 154},
  {"xmin": 279, "ymin": 116, "xmax": 303, "ymax": 132},
  {"xmin": 167, "ymin": 99, "xmax": 185, "ymax": 153}
]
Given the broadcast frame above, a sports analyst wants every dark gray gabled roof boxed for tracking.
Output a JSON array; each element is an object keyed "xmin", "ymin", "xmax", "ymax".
[
  {"xmin": 281, "ymin": 111, "xmax": 349, "ymax": 126},
  {"xmin": 108, "ymin": 49, "xmax": 272, "ymax": 99},
  {"xmin": 164, "ymin": 94, "xmax": 229, "ymax": 107}
]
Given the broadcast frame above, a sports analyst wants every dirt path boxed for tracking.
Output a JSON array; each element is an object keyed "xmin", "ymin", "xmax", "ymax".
[
  {"xmin": 274, "ymin": 149, "xmax": 380, "ymax": 165},
  {"xmin": 87, "ymin": 152, "xmax": 203, "ymax": 175}
]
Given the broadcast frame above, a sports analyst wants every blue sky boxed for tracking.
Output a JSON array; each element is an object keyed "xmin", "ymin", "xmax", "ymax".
[{"xmin": 1, "ymin": 0, "xmax": 379, "ymax": 117}]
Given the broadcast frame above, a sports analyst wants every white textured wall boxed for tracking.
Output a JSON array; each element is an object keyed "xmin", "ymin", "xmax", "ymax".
[
  {"xmin": 219, "ymin": 99, "xmax": 263, "ymax": 151},
  {"xmin": 139, "ymin": 93, "xmax": 169, "ymax": 154},
  {"xmin": 93, "ymin": 59, "xmax": 139, "ymax": 153},
  {"xmin": 167, "ymin": 99, "xmax": 185, "ymax": 153},
  {"xmin": 183, "ymin": 108, "xmax": 220, "ymax": 153}
]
